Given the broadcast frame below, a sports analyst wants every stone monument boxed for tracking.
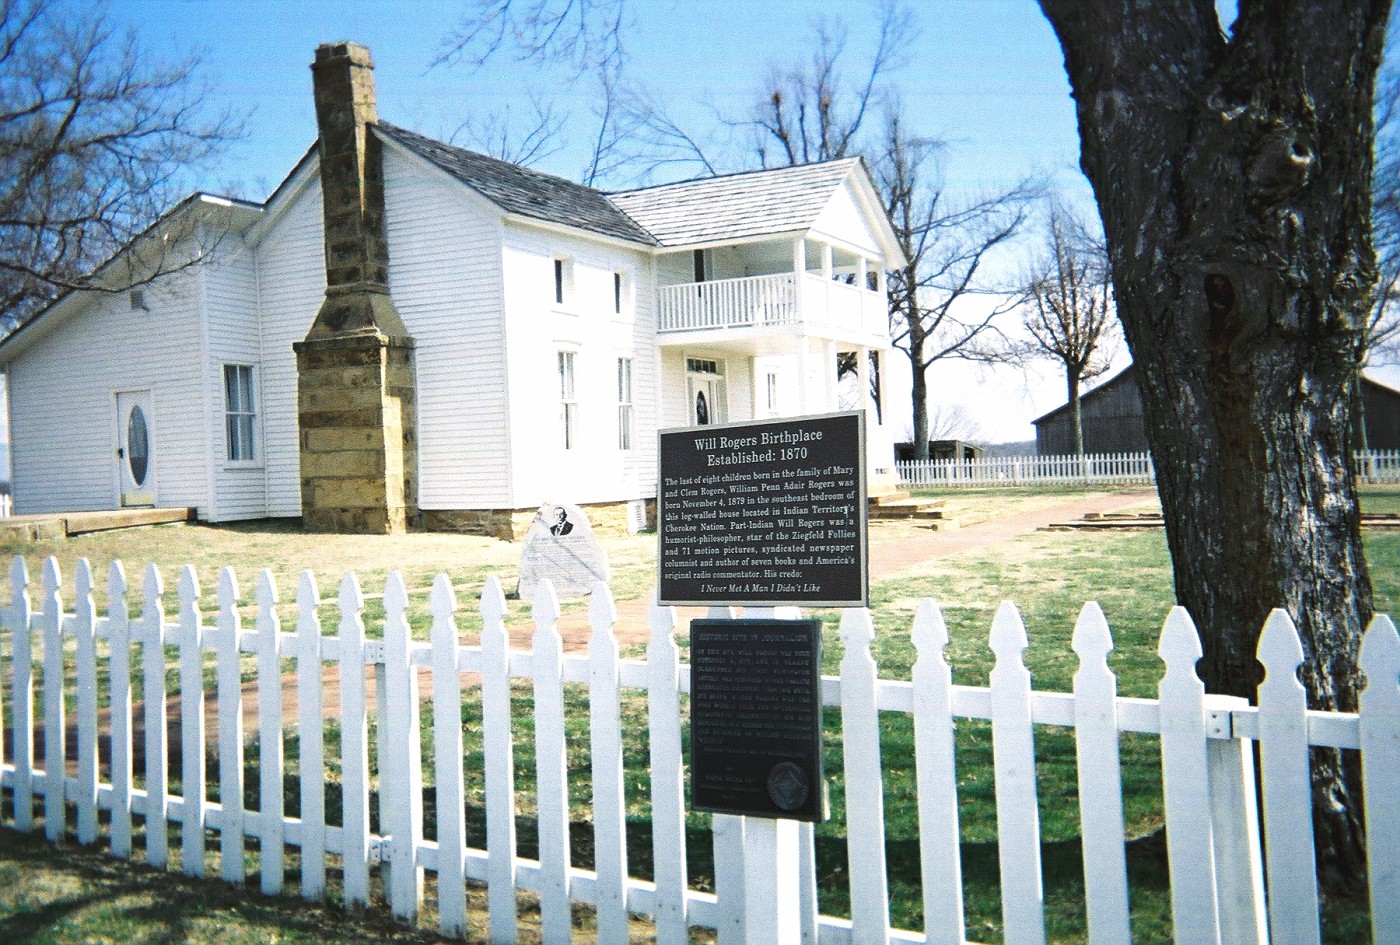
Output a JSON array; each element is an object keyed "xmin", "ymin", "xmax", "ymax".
[{"xmin": 517, "ymin": 502, "xmax": 611, "ymax": 601}]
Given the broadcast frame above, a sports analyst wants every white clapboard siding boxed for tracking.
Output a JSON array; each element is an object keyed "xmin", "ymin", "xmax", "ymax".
[
  {"xmin": 1359, "ymin": 615, "xmax": 1400, "ymax": 945},
  {"xmin": 296, "ymin": 572, "xmax": 327, "ymax": 899},
  {"xmin": 646, "ymin": 593, "xmax": 689, "ymax": 945},
  {"xmin": 142, "ymin": 564, "xmax": 170, "ymax": 869},
  {"xmin": 337, "ymin": 572, "xmax": 372, "ymax": 908},
  {"xmin": 74, "ymin": 559, "xmax": 100, "ymax": 845},
  {"xmin": 382, "ymin": 571, "xmax": 426, "ymax": 920},
  {"xmin": 480, "ymin": 576, "xmax": 519, "ymax": 943},
  {"xmin": 4, "ymin": 556, "xmax": 1398, "ymax": 945},
  {"xmin": 588, "ymin": 583, "xmax": 629, "ymax": 945},
  {"xmin": 912, "ymin": 599, "xmax": 965, "ymax": 945},
  {"xmin": 178, "ymin": 566, "xmax": 207, "ymax": 877},
  {"xmin": 840, "ymin": 607, "xmax": 891, "ymax": 945},
  {"xmin": 11, "ymin": 555, "xmax": 33, "ymax": 832},
  {"xmin": 216, "ymin": 567, "xmax": 246, "ymax": 882},
  {"xmin": 108, "ymin": 562, "xmax": 134, "ymax": 858},
  {"xmin": 532, "ymin": 581, "xmax": 574, "ymax": 945},
  {"xmin": 430, "ymin": 573, "xmax": 469, "ymax": 937},
  {"xmin": 1156, "ymin": 607, "xmax": 1221, "ymax": 944},
  {"xmin": 41, "ymin": 557, "xmax": 64, "ymax": 842},
  {"xmin": 256, "ymin": 570, "xmax": 285, "ymax": 894},
  {"xmin": 1255, "ymin": 611, "xmax": 1320, "ymax": 944},
  {"xmin": 989, "ymin": 601, "xmax": 1046, "ymax": 945},
  {"xmin": 1070, "ymin": 603, "xmax": 1130, "ymax": 944}
]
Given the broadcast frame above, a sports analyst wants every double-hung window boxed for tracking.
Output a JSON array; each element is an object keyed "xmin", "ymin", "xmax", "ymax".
[
  {"xmin": 223, "ymin": 364, "xmax": 256, "ymax": 462},
  {"xmin": 559, "ymin": 351, "xmax": 577, "ymax": 449},
  {"xmin": 617, "ymin": 357, "xmax": 634, "ymax": 450}
]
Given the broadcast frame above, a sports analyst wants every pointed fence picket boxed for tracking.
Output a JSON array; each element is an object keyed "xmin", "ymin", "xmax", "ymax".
[
  {"xmin": 141, "ymin": 564, "xmax": 169, "ymax": 869},
  {"xmin": 41, "ymin": 557, "xmax": 63, "ymax": 842},
  {"xmin": 108, "ymin": 561, "xmax": 133, "ymax": 858},
  {"xmin": 1070, "ymin": 603, "xmax": 1130, "ymax": 945},
  {"xmin": 178, "ymin": 566, "xmax": 206, "ymax": 877},
  {"xmin": 912, "ymin": 599, "xmax": 964, "ymax": 945},
  {"xmin": 216, "ymin": 567, "xmax": 246, "ymax": 882},
  {"xmin": 532, "ymin": 583, "xmax": 573, "ymax": 945},
  {"xmin": 3, "ymin": 553, "xmax": 1399, "ymax": 945},
  {"xmin": 74, "ymin": 560, "xmax": 99, "ymax": 846},
  {"xmin": 430, "ymin": 573, "xmax": 469, "ymax": 937}
]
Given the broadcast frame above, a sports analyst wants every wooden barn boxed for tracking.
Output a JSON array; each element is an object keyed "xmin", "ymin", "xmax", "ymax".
[{"xmin": 1033, "ymin": 365, "xmax": 1400, "ymax": 455}]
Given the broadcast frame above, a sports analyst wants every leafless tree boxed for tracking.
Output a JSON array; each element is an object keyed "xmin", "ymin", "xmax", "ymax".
[
  {"xmin": 0, "ymin": 0, "xmax": 239, "ymax": 330},
  {"xmin": 1020, "ymin": 201, "xmax": 1116, "ymax": 458},
  {"xmin": 436, "ymin": 0, "xmax": 638, "ymax": 185},
  {"xmin": 1040, "ymin": 0, "xmax": 1391, "ymax": 887},
  {"xmin": 451, "ymin": 95, "xmax": 566, "ymax": 167},
  {"xmin": 750, "ymin": 2, "xmax": 914, "ymax": 167},
  {"xmin": 875, "ymin": 107, "xmax": 1038, "ymax": 461}
]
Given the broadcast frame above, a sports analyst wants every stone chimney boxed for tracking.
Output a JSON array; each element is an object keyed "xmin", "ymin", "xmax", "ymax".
[{"xmin": 293, "ymin": 42, "xmax": 418, "ymax": 534}]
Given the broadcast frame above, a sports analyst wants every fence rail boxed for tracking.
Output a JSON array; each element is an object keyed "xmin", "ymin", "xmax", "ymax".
[
  {"xmin": 2, "ymin": 555, "xmax": 1397, "ymax": 944},
  {"xmin": 898, "ymin": 448, "xmax": 1400, "ymax": 487}
]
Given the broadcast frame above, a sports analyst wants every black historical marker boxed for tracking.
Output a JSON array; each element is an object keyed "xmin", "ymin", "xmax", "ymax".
[
  {"xmin": 689, "ymin": 618, "xmax": 825, "ymax": 822},
  {"xmin": 657, "ymin": 411, "xmax": 868, "ymax": 607}
]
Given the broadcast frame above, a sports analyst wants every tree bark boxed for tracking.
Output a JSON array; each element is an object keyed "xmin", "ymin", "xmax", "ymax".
[
  {"xmin": 1067, "ymin": 366, "xmax": 1084, "ymax": 454},
  {"xmin": 1040, "ymin": 0, "xmax": 1390, "ymax": 890},
  {"xmin": 910, "ymin": 333, "xmax": 930, "ymax": 462}
]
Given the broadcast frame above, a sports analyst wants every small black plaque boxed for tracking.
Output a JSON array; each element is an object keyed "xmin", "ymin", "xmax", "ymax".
[
  {"xmin": 689, "ymin": 618, "xmax": 824, "ymax": 822},
  {"xmin": 658, "ymin": 411, "xmax": 868, "ymax": 607}
]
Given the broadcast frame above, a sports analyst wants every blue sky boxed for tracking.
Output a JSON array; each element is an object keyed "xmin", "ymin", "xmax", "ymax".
[
  {"xmin": 101, "ymin": 0, "xmax": 1396, "ymax": 442},
  {"xmin": 109, "ymin": 0, "xmax": 1084, "ymax": 204}
]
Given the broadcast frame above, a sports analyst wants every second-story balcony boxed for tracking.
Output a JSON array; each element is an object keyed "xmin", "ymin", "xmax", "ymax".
[{"xmin": 656, "ymin": 271, "xmax": 888, "ymax": 348}]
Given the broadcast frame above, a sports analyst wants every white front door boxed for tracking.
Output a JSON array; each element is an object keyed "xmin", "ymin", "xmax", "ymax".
[
  {"xmin": 116, "ymin": 390, "xmax": 155, "ymax": 507},
  {"xmin": 687, "ymin": 375, "xmax": 726, "ymax": 425}
]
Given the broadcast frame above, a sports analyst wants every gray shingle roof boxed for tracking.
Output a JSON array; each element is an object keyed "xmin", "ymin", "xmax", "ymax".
[
  {"xmin": 608, "ymin": 159, "xmax": 862, "ymax": 246},
  {"xmin": 375, "ymin": 122, "xmax": 657, "ymax": 245}
]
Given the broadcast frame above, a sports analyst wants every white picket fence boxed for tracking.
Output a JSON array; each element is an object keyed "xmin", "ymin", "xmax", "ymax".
[
  {"xmin": 2, "ymin": 554, "xmax": 1398, "ymax": 945},
  {"xmin": 898, "ymin": 452, "xmax": 1155, "ymax": 487},
  {"xmin": 898, "ymin": 449, "xmax": 1400, "ymax": 487}
]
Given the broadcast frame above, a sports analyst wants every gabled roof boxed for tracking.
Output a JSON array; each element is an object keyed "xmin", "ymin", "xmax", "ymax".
[
  {"xmin": 375, "ymin": 122, "xmax": 657, "ymax": 246},
  {"xmin": 608, "ymin": 158, "xmax": 863, "ymax": 247}
]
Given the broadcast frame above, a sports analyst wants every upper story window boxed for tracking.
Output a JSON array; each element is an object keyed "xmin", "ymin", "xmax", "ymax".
[
  {"xmin": 554, "ymin": 256, "xmax": 574, "ymax": 307},
  {"xmin": 614, "ymin": 271, "xmax": 624, "ymax": 314},
  {"xmin": 223, "ymin": 364, "xmax": 256, "ymax": 462}
]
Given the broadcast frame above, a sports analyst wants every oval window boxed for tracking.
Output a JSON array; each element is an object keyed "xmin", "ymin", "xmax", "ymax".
[{"xmin": 127, "ymin": 405, "xmax": 149, "ymax": 486}]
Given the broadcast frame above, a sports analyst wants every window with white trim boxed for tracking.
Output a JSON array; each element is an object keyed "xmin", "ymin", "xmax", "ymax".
[
  {"xmin": 617, "ymin": 357, "xmax": 634, "ymax": 450},
  {"xmin": 223, "ymin": 364, "xmax": 256, "ymax": 462},
  {"xmin": 559, "ymin": 351, "xmax": 577, "ymax": 449},
  {"xmin": 554, "ymin": 256, "xmax": 574, "ymax": 306},
  {"xmin": 766, "ymin": 371, "xmax": 779, "ymax": 415}
]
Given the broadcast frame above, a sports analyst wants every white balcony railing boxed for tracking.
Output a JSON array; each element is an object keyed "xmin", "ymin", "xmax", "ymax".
[
  {"xmin": 657, "ymin": 271, "xmax": 888, "ymax": 340},
  {"xmin": 657, "ymin": 272, "xmax": 798, "ymax": 332}
]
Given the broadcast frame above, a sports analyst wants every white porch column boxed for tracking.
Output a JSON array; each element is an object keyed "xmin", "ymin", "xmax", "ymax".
[
  {"xmin": 797, "ymin": 336, "xmax": 811, "ymax": 414},
  {"xmin": 817, "ymin": 341, "xmax": 828, "ymax": 411},
  {"xmin": 821, "ymin": 243, "xmax": 833, "ymax": 278}
]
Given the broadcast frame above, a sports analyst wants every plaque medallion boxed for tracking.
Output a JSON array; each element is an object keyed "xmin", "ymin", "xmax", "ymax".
[{"xmin": 767, "ymin": 761, "xmax": 809, "ymax": 811}]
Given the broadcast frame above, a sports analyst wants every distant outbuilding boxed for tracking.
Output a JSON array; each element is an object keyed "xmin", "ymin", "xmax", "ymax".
[{"xmin": 1033, "ymin": 365, "xmax": 1400, "ymax": 455}]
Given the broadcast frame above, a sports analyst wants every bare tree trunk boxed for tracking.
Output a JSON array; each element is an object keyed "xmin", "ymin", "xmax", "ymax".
[
  {"xmin": 1040, "ymin": 0, "xmax": 1389, "ymax": 890},
  {"xmin": 1067, "ymin": 366, "xmax": 1087, "ymax": 479},
  {"xmin": 911, "ymin": 338, "xmax": 930, "ymax": 462}
]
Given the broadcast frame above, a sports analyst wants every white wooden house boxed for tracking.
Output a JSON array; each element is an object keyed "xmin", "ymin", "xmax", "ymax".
[{"xmin": 0, "ymin": 42, "xmax": 903, "ymax": 537}]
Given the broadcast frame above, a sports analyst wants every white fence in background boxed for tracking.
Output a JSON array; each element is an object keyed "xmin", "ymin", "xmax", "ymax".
[
  {"xmin": 899, "ymin": 449, "xmax": 1400, "ymax": 487},
  {"xmin": 1, "ymin": 555, "xmax": 1398, "ymax": 945},
  {"xmin": 898, "ymin": 452, "xmax": 1155, "ymax": 486}
]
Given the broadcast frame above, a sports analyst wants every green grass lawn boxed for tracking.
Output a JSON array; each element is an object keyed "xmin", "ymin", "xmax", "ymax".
[{"xmin": 0, "ymin": 492, "xmax": 1391, "ymax": 944}]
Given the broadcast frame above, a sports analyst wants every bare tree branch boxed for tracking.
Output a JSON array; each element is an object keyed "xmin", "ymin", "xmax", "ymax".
[
  {"xmin": 0, "ymin": 0, "xmax": 240, "ymax": 330},
  {"xmin": 450, "ymin": 94, "xmax": 566, "ymax": 167}
]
